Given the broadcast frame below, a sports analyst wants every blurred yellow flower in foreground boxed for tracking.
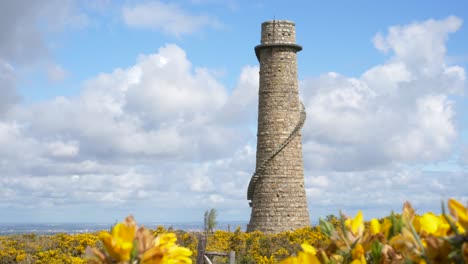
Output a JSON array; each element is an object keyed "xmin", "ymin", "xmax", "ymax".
[
  {"xmin": 99, "ymin": 215, "xmax": 136, "ymax": 261},
  {"xmin": 141, "ymin": 233, "xmax": 192, "ymax": 264},
  {"xmin": 281, "ymin": 243, "xmax": 320, "ymax": 264},
  {"xmin": 369, "ymin": 219, "xmax": 380, "ymax": 235},
  {"xmin": 369, "ymin": 218, "xmax": 391, "ymax": 237},
  {"xmin": 413, "ymin": 213, "xmax": 449, "ymax": 236},
  {"xmin": 351, "ymin": 244, "xmax": 366, "ymax": 264},
  {"xmin": 389, "ymin": 228, "xmax": 422, "ymax": 262},
  {"xmin": 448, "ymin": 198, "xmax": 468, "ymax": 230},
  {"xmin": 462, "ymin": 242, "xmax": 468, "ymax": 263},
  {"xmin": 87, "ymin": 216, "xmax": 192, "ymax": 264},
  {"xmin": 345, "ymin": 210, "xmax": 364, "ymax": 237},
  {"xmin": 286, "ymin": 199, "xmax": 468, "ymax": 264}
]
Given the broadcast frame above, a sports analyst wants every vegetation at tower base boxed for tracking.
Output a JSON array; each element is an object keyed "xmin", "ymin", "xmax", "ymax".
[{"xmin": 0, "ymin": 199, "xmax": 467, "ymax": 263}]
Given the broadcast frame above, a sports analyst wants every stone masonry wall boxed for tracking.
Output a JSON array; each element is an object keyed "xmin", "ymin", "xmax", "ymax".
[
  {"xmin": 247, "ymin": 20, "xmax": 310, "ymax": 233},
  {"xmin": 260, "ymin": 20, "xmax": 297, "ymax": 45}
]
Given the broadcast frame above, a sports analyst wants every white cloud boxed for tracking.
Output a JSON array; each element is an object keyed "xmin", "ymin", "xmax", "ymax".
[
  {"xmin": 0, "ymin": 42, "xmax": 258, "ymax": 221},
  {"xmin": 372, "ymin": 16, "xmax": 462, "ymax": 72},
  {"xmin": 209, "ymin": 194, "xmax": 225, "ymax": 204},
  {"xmin": 304, "ymin": 169, "xmax": 467, "ymax": 219},
  {"xmin": 305, "ymin": 176, "xmax": 329, "ymax": 188},
  {"xmin": 301, "ymin": 16, "xmax": 464, "ymax": 171},
  {"xmin": 124, "ymin": 45, "xmax": 229, "ymax": 125},
  {"xmin": 387, "ymin": 95, "xmax": 455, "ymax": 161},
  {"xmin": 219, "ymin": 65, "xmax": 259, "ymax": 125},
  {"xmin": 8, "ymin": 44, "xmax": 241, "ymax": 164},
  {"xmin": 189, "ymin": 164, "xmax": 215, "ymax": 192},
  {"xmin": 122, "ymin": 1, "xmax": 222, "ymax": 36},
  {"xmin": 47, "ymin": 141, "xmax": 79, "ymax": 158}
]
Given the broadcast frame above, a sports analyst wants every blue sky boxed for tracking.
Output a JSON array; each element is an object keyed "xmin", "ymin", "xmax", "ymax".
[{"xmin": 0, "ymin": 0, "xmax": 467, "ymax": 224}]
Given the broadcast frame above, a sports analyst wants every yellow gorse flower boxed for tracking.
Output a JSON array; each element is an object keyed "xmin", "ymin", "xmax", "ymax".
[
  {"xmin": 413, "ymin": 213, "xmax": 450, "ymax": 236},
  {"xmin": 141, "ymin": 233, "xmax": 192, "ymax": 264},
  {"xmin": 280, "ymin": 243, "xmax": 320, "ymax": 264},
  {"xmin": 98, "ymin": 216, "xmax": 136, "ymax": 261},
  {"xmin": 301, "ymin": 243, "xmax": 317, "ymax": 255},
  {"xmin": 369, "ymin": 218, "xmax": 392, "ymax": 236},
  {"xmin": 351, "ymin": 244, "xmax": 366, "ymax": 264},
  {"xmin": 369, "ymin": 219, "xmax": 380, "ymax": 235},
  {"xmin": 448, "ymin": 198, "xmax": 468, "ymax": 230},
  {"xmin": 345, "ymin": 210, "xmax": 364, "ymax": 237},
  {"xmin": 87, "ymin": 216, "xmax": 192, "ymax": 264}
]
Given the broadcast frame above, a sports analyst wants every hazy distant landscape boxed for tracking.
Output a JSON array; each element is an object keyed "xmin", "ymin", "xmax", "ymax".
[{"xmin": 0, "ymin": 221, "xmax": 248, "ymax": 235}]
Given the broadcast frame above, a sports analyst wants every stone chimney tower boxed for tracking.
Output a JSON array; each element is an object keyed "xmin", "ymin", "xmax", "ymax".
[{"xmin": 247, "ymin": 20, "xmax": 310, "ymax": 233}]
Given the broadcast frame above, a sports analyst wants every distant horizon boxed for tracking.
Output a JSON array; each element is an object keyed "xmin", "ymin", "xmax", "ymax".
[
  {"xmin": 0, "ymin": 220, "xmax": 249, "ymax": 225},
  {"xmin": 0, "ymin": 221, "xmax": 251, "ymax": 235}
]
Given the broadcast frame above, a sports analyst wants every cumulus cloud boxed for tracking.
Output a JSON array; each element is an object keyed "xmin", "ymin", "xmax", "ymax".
[
  {"xmin": 218, "ymin": 65, "xmax": 259, "ymax": 125},
  {"xmin": 47, "ymin": 141, "xmax": 79, "ymax": 158},
  {"xmin": 0, "ymin": 43, "xmax": 259, "ymax": 221},
  {"xmin": 304, "ymin": 168, "xmax": 468, "ymax": 218},
  {"xmin": 372, "ymin": 16, "xmax": 462, "ymax": 72},
  {"xmin": 122, "ymin": 1, "xmax": 222, "ymax": 36},
  {"xmin": 124, "ymin": 45, "xmax": 229, "ymax": 127},
  {"xmin": 10, "ymin": 45, "xmax": 249, "ymax": 163},
  {"xmin": 301, "ymin": 16, "xmax": 464, "ymax": 172}
]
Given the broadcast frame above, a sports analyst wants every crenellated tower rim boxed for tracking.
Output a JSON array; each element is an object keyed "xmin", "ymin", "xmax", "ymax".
[{"xmin": 255, "ymin": 20, "xmax": 302, "ymax": 60}]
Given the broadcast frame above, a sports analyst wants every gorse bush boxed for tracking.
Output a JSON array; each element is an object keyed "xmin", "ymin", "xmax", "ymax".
[
  {"xmin": 0, "ymin": 199, "xmax": 466, "ymax": 263},
  {"xmin": 84, "ymin": 220, "xmax": 326, "ymax": 263},
  {"xmin": 0, "ymin": 232, "xmax": 98, "ymax": 264},
  {"xmin": 201, "ymin": 226, "xmax": 327, "ymax": 263},
  {"xmin": 0, "ymin": 221, "xmax": 325, "ymax": 263}
]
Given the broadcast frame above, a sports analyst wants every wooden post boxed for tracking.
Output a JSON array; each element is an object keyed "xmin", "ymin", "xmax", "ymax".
[
  {"xmin": 196, "ymin": 235, "xmax": 207, "ymax": 264},
  {"xmin": 229, "ymin": 251, "xmax": 235, "ymax": 264}
]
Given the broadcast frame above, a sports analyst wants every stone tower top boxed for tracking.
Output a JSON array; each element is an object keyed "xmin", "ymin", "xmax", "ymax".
[
  {"xmin": 260, "ymin": 20, "xmax": 297, "ymax": 44},
  {"xmin": 255, "ymin": 20, "xmax": 302, "ymax": 60}
]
